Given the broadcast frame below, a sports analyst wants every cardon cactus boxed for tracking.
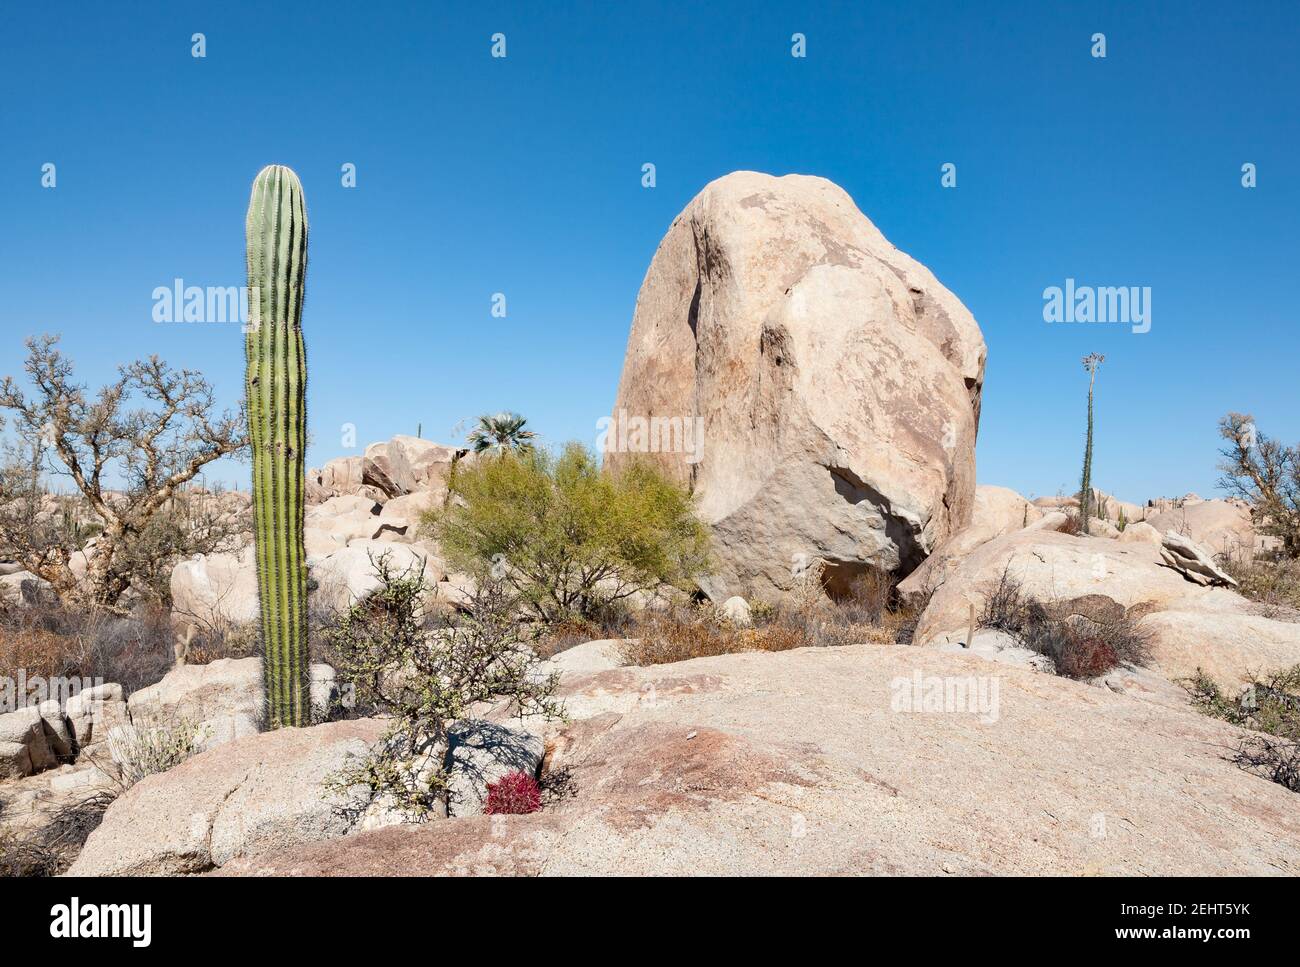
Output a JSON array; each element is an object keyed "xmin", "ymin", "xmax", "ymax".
[{"xmin": 245, "ymin": 165, "xmax": 309, "ymax": 727}]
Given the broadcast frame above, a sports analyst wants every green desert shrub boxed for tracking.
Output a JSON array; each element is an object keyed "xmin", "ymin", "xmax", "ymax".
[
  {"xmin": 102, "ymin": 718, "xmax": 205, "ymax": 789},
  {"xmin": 324, "ymin": 556, "xmax": 563, "ymax": 820},
  {"xmin": 425, "ymin": 443, "xmax": 710, "ymax": 622},
  {"xmin": 1182, "ymin": 664, "xmax": 1300, "ymax": 793}
]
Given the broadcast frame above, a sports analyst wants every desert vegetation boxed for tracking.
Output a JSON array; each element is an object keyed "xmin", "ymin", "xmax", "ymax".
[
  {"xmin": 323, "ymin": 554, "xmax": 562, "ymax": 819},
  {"xmin": 425, "ymin": 443, "xmax": 711, "ymax": 622},
  {"xmin": 978, "ymin": 568, "xmax": 1151, "ymax": 679},
  {"xmin": 1183, "ymin": 664, "xmax": 1300, "ymax": 793},
  {"xmin": 1218, "ymin": 412, "xmax": 1300, "ymax": 556},
  {"xmin": 0, "ymin": 335, "xmax": 247, "ymax": 610},
  {"xmin": 2, "ymin": 163, "xmax": 1298, "ymax": 881}
]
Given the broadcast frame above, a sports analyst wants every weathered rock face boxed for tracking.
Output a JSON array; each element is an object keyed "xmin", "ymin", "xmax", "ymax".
[
  {"xmin": 0, "ymin": 706, "xmax": 56, "ymax": 778},
  {"xmin": 215, "ymin": 645, "xmax": 1300, "ymax": 877},
  {"xmin": 1146, "ymin": 498, "xmax": 1260, "ymax": 556},
  {"xmin": 67, "ymin": 718, "xmax": 387, "ymax": 876},
  {"xmin": 170, "ymin": 547, "xmax": 260, "ymax": 630},
  {"xmin": 127, "ymin": 657, "xmax": 337, "ymax": 751},
  {"xmin": 900, "ymin": 485, "xmax": 1041, "ymax": 598},
  {"xmin": 911, "ymin": 528, "xmax": 1300, "ymax": 686},
  {"xmin": 606, "ymin": 172, "xmax": 986, "ymax": 601}
]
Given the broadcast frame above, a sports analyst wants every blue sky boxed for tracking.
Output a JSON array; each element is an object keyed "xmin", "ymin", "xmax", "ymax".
[{"xmin": 2, "ymin": 0, "xmax": 1296, "ymax": 504}]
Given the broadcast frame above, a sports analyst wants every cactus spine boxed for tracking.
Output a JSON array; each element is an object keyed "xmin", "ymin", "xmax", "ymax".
[{"xmin": 245, "ymin": 165, "xmax": 309, "ymax": 728}]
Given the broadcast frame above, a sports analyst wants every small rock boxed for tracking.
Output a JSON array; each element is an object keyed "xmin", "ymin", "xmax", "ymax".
[{"xmin": 721, "ymin": 596, "xmax": 753, "ymax": 627}]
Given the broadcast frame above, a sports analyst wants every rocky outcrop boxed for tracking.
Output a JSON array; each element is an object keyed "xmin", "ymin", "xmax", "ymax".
[
  {"xmin": 127, "ymin": 657, "xmax": 337, "ymax": 751},
  {"xmin": 606, "ymin": 171, "xmax": 986, "ymax": 601},
  {"xmin": 216, "ymin": 644, "xmax": 1300, "ymax": 876},
  {"xmin": 363, "ymin": 437, "xmax": 464, "ymax": 499},
  {"xmin": 0, "ymin": 706, "xmax": 57, "ymax": 779},
  {"xmin": 1146, "ymin": 498, "xmax": 1261, "ymax": 556},
  {"xmin": 1159, "ymin": 531, "xmax": 1237, "ymax": 587},
  {"xmin": 306, "ymin": 438, "xmax": 467, "ymax": 505},
  {"xmin": 900, "ymin": 485, "xmax": 1041, "ymax": 598},
  {"xmin": 911, "ymin": 528, "xmax": 1300, "ymax": 686},
  {"xmin": 170, "ymin": 547, "xmax": 260, "ymax": 630},
  {"xmin": 1118, "ymin": 521, "xmax": 1163, "ymax": 545},
  {"xmin": 67, "ymin": 718, "xmax": 387, "ymax": 876},
  {"xmin": 311, "ymin": 541, "xmax": 444, "ymax": 613}
]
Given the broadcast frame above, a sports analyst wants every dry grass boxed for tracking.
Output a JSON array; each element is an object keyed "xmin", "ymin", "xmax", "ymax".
[
  {"xmin": 0, "ymin": 601, "xmax": 175, "ymax": 696},
  {"xmin": 612, "ymin": 562, "xmax": 924, "ymax": 667},
  {"xmin": 1219, "ymin": 553, "xmax": 1300, "ymax": 620},
  {"xmin": 618, "ymin": 610, "xmax": 806, "ymax": 665}
]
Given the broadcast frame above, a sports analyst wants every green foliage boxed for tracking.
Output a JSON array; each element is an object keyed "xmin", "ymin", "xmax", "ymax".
[
  {"xmin": 325, "ymin": 554, "xmax": 563, "ymax": 819},
  {"xmin": 1182, "ymin": 664, "xmax": 1300, "ymax": 741},
  {"xmin": 466, "ymin": 411, "xmax": 537, "ymax": 455},
  {"xmin": 245, "ymin": 165, "xmax": 310, "ymax": 728},
  {"xmin": 426, "ymin": 444, "xmax": 710, "ymax": 621}
]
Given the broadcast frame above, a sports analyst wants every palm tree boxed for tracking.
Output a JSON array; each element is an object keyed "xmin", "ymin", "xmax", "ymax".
[{"xmin": 467, "ymin": 411, "xmax": 537, "ymax": 456}]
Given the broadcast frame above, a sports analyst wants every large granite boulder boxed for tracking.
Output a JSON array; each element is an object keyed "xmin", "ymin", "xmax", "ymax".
[
  {"xmin": 900, "ymin": 484, "xmax": 1041, "ymax": 597},
  {"xmin": 605, "ymin": 171, "xmax": 986, "ymax": 600},
  {"xmin": 169, "ymin": 547, "xmax": 259, "ymax": 631},
  {"xmin": 1146, "ymin": 498, "xmax": 1261, "ymax": 557}
]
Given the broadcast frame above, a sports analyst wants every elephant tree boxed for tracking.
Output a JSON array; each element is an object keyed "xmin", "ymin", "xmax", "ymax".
[{"xmin": 0, "ymin": 335, "xmax": 246, "ymax": 609}]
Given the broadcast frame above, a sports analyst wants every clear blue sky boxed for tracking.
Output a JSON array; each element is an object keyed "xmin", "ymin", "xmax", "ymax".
[{"xmin": 2, "ymin": 1, "xmax": 1296, "ymax": 504}]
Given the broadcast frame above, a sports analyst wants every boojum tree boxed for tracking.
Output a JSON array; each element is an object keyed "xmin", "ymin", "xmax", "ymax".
[{"xmin": 1079, "ymin": 353, "xmax": 1105, "ymax": 533}]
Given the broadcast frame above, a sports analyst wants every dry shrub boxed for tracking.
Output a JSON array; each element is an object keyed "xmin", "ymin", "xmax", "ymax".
[
  {"xmin": 978, "ymin": 567, "xmax": 1151, "ymax": 679},
  {"xmin": 1056, "ymin": 513, "xmax": 1085, "ymax": 536},
  {"xmin": 531, "ymin": 616, "xmax": 602, "ymax": 660},
  {"xmin": 179, "ymin": 621, "xmax": 260, "ymax": 665},
  {"xmin": 0, "ymin": 791, "xmax": 113, "ymax": 877},
  {"xmin": 101, "ymin": 719, "xmax": 204, "ymax": 789},
  {"xmin": 0, "ymin": 827, "xmax": 58, "ymax": 877},
  {"xmin": 1233, "ymin": 735, "xmax": 1300, "ymax": 792},
  {"xmin": 0, "ymin": 600, "xmax": 174, "ymax": 696},
  {"xmin": 617, "ymin": 562, "xmax": 920, "ymax": 666},
  {"xmin": 1183, "ymin": 664, "xmax": 1300, "ymax": 741},
  {"xmin": 619, "ymin": 608, "xmax": 807, "ymax": 666},
  {"xmin": 1219, "ymin": 553, "xmax": 1300, "ymax": 619},
  {"xmin": 1183, "ymin": 664, "xmax": 1300, "ymax": 794}
]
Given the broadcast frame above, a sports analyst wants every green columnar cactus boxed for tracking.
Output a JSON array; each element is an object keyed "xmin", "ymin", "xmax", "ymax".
[{"xmin": 245, "ymin": 165, "xmax": 309, "ymax": 728}]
